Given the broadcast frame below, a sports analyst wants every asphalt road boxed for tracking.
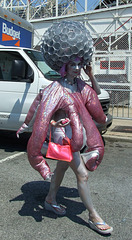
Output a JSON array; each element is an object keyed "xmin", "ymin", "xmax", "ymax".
[{"xmin": 0, "ymin": 131, "xmax": 132, "ymax": 240}]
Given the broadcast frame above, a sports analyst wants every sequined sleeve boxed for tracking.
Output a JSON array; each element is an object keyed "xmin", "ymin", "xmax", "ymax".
[{"xmin": 77, "ymin": 79, "xmax": 106, "ymax": 124}]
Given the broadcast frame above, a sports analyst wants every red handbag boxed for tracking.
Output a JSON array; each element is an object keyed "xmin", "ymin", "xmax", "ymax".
[{"xmin": 46, "ymin": 127, "xmax": 73, "ymax": 162}]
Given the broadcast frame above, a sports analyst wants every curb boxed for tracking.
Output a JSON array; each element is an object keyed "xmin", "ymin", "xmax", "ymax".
[{"xmin": 104, "ymin": 134, "xmax": 132, "ymax": 143}]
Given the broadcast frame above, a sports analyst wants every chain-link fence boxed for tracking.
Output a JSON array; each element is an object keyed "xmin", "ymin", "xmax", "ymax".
[
  {"xmin": 92, "ymin": 26, "xmax": 132, "ymax": 119},
  {"xmin": 106, "ymin": 89, "xmax": 132, "ymax": 120}
]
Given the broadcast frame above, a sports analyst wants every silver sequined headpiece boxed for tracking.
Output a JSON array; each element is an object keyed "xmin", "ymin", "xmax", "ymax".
[{"xmin": 41, "ymin": 20, "xmax": 93, "ymax": 71}]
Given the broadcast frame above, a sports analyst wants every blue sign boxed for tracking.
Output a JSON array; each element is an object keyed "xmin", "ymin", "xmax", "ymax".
[{"xmin": 0, "ymin": 18, "xmax": 32, "ymax": 48}]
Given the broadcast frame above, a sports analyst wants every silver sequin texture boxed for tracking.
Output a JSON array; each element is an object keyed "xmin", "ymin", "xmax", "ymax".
[{"xmin": 41, "ymin": 21, "xmax": 93, "ymax": 71}]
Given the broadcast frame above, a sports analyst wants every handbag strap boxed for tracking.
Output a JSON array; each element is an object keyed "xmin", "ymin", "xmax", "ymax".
[
  {"xmin": 49, "ymin": 124, "xmax": 70, "ymax": 145},
  {"xmin": 49, "ymin": 125, "xmax": 52, "ymax": 143},
  {"xmin": 60, "ymin": 127, "xmax": 70, "ymax": 145}
]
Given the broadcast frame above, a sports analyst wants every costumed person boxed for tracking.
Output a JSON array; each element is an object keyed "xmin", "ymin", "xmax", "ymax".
[{"xmin": 17, "ymin": 21, "xmax": 113, "ymax": 235}]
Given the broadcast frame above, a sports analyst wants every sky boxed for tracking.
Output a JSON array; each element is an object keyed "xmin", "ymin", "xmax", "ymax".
[
  {"xmin": 1, "ymin": 0, "xmax": 101, "ymax": 13},
  {"xmin": 2, "ymin": 0, "xmax": 101, "ymax": 12},
  {"xmin": 76, "ymin": 0, "xmax": 100, "ymax": 12}
]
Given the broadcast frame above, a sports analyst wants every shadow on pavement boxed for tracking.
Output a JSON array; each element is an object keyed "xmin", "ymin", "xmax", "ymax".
[
  {"xmin": 9, "ymin": 181, "xmax": 88, "ymax": 226},
  {"xmin": 0, "ymin": 130, "xmax": 31, "ymax": 152}
]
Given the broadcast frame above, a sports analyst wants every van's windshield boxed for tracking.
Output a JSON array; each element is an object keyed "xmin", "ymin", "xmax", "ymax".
[{"xmin": 24, "ymin": 49, "xmax": 61, "ymax": 80}]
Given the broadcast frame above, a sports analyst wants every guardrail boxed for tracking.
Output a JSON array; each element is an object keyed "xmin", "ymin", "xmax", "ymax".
[{"xmin": 106, "ymin": 89, "xmax": 132, "ymax": 120}]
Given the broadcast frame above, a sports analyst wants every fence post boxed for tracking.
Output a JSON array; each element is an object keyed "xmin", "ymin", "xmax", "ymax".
[{"xmin": 129, "ymin": 56, "xmax": 132, "ymax": 108}]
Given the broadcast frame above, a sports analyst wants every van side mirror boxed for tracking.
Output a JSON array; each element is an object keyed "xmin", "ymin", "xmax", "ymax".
[
  {"xmin": 11, "ymin": 60, "xmax": 34, "ymax": 83},
  {"xmin": 26, "ymin": 65, "xmax": 34, "ymax": 83},
  {"xmin": 11, "ymin": 60, "xmax": 26, "ymax": 80}
]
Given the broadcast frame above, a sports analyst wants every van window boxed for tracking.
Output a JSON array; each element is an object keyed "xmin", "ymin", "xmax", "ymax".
[
  {"xmin": 24, "ymin": 49, "xmax": 61, "ymax": 80},
  {"xmin": 0, "ymin": 51, "xmax": 33, "ymax": 83}
]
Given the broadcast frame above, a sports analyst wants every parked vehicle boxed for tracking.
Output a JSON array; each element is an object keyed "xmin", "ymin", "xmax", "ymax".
[
  {"xmin": 94, "ymin": 55, "xmax": 130, "ymax": 105},
  {"xmin": 95, "ymin": 74, "xmax": 130, "ymax": 106},
  {"xmin": 0, "ymin": 6, "xmax": 33, "ymax": 48},
  {"xmin": 0, "ymin": 47, "xmax": 112, "ymax": 135},
  {"xmin": 0, "ymin": 7, "xmax": 112, "ymax": 135}
]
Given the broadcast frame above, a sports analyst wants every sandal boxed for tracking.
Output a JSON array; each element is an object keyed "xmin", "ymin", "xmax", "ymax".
[
  {"xmin": 88, "ymin": 219, "xmax": 113, "ymax": 235},
  {"xmin": 44, "ymin": 201, "xmax": 66, "ymax": 216}
]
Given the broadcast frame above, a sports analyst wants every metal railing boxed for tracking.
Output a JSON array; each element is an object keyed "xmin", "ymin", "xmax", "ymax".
[
  {"xmin": 1, "ymin": 0, "xmax": 132, "ymax": 20},
  {"xmin": 106, "ymin": 89, "xmax": 132, "ymax": 119}
]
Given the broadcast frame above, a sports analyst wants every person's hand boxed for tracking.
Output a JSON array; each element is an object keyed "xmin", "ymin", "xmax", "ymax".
[
  {"xmin": 16, "ymin": 123, "xmax": 28, "ymax": 138},
  {"xmin": 63, "ymin": 137, "xmax": 70, "ymax": 145},
  {"xmin": 50, "ymin": 118, "xmax": 70, "ymax": 127},
  {"xmin": 83, "ymin": 62, "xmax": 93, "ymax": 78}
]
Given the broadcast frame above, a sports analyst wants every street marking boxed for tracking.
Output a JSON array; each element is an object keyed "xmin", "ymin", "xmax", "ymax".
[{"xmin": 0, "ymin": 152, "xmax": 25, "ymax": 163}]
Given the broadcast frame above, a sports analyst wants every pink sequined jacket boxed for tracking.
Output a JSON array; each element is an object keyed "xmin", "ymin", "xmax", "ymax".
[{"xmin": 23, "ymin": 79, "xmax": 106, "ymax": 179}]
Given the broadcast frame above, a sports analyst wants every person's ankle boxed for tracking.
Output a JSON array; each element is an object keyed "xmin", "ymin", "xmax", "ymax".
[
  {"xmin": 89, "ymin": 210, "xmax": 100, "ymax": 221},
  {"xmin": 45, "ymin": 196, "xmax": 57, "ymax": 205}
]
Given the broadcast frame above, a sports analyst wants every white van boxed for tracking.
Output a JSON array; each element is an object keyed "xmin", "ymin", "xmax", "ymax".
[{"xmin": 0, "ymin": 46, "xmax": 112, "ymax": 134}]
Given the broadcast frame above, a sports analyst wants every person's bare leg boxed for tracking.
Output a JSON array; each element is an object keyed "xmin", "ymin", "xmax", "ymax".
[
  {"xmin": 45, "ymin": 161, "xmax": 69, "ymax": 204},
  {"xmin": 69, "ymin": 152, "xmax": 112, "ymax": 231},
  {"xmin": 45, "ymin": 125, "xmax": 69, "ymax": 205},
  {"xmin": 45, "ymin": 151, "xmax": 112, "ymax": 231}
]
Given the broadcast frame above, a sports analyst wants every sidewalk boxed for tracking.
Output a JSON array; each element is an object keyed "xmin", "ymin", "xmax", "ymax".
[{"xmin": 104, "ymin": 118, "xmax": 132, "ymax": 142}]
